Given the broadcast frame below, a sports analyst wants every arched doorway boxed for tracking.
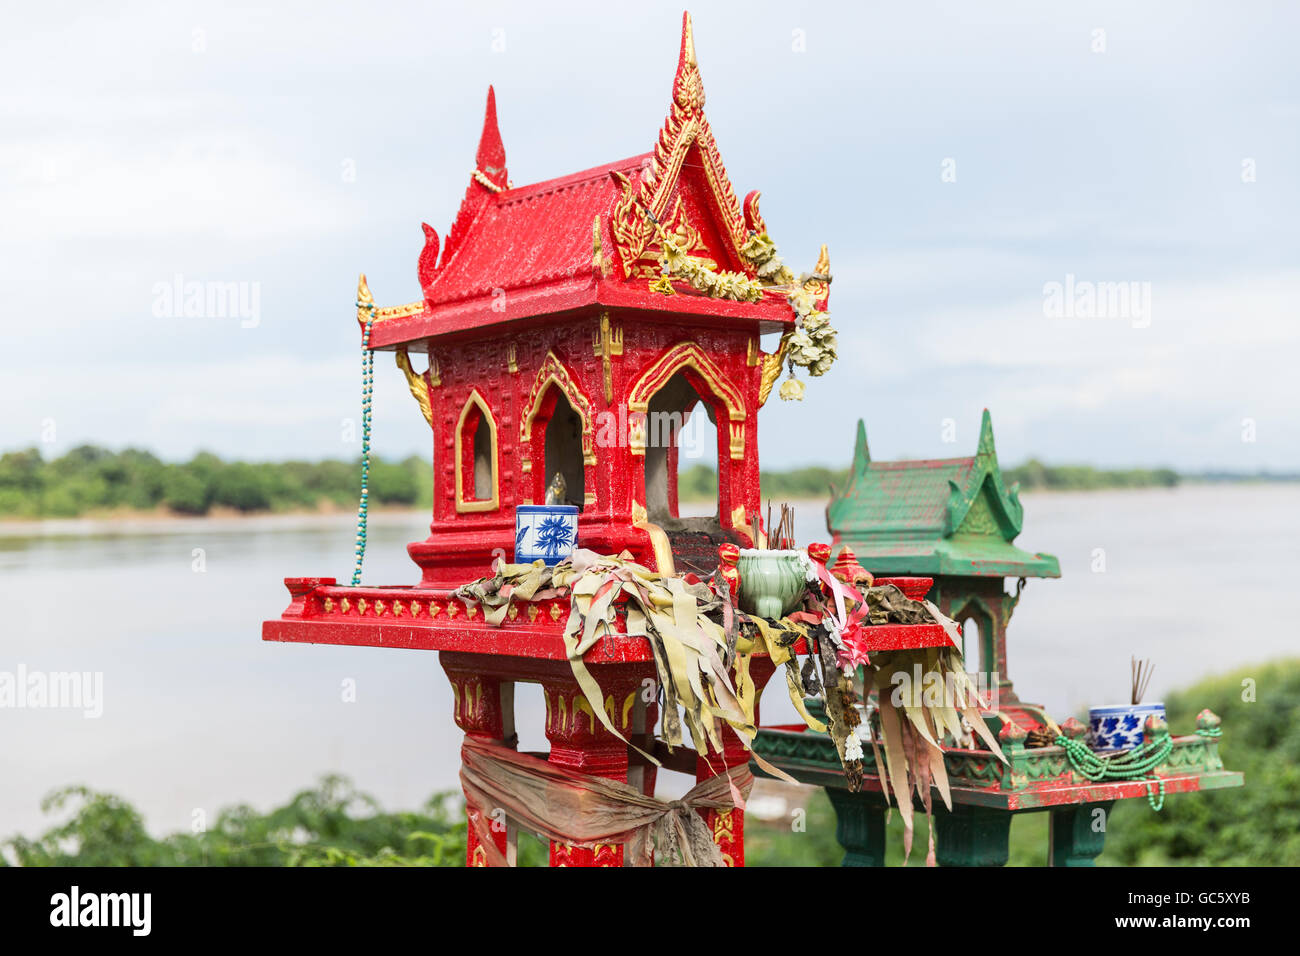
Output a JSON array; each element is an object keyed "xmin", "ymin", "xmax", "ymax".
[
  {"xmin": 955, "ymin": 601, "xmax": 995, "ymax": 685},
  {"xmin": 640, "ymin": 368, "xmax": 734, "ymax": 575},
  {"xmin": 542, "ymin": 389, "xmax": 585, "ymax": 509}
]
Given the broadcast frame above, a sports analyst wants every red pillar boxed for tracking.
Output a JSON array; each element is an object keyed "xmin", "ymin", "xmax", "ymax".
[
  {"xmin": 442, "ymin": 658, "xmax": 515, "ymax": 867},
  {"xmin": 542, "ymin": 668, "xmax": 655, "ymax": 867},
  {"xmin": 692, "ymin": 654, "xmax": 779, "ymax": 867}
]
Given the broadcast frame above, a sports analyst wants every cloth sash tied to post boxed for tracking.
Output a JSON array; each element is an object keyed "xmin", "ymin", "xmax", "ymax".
[{"xmin": 459, "ymin": 735, "xmax": 752, "ymax": 866}]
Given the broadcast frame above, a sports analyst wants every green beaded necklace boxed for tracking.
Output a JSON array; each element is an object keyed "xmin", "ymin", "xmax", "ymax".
[
  {"xmin": 1054, "ymin": 732, "xmax": 1174, "ymax": 811},
  {"xmin": 351, "ymin": 302, "xmax": 376, "ymax": 587}
]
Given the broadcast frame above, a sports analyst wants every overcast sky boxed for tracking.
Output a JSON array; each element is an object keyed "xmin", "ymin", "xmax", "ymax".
[{"xmin": 4, "ymin": 1, "xmax": 1297, "ymax": 471}]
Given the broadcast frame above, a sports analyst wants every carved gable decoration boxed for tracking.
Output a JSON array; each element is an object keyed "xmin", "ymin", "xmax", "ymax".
[{"xmin": 609, "ymin": 14, "xmax": 750, "ymax": 281}]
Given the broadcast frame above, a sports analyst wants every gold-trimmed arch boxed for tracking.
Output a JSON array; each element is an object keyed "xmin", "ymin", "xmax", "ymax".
[
  {"xmin": 454, "ymin": 387, "xmax": 499, "ymax": 513},
  {"xmin": 628, "ymin": 341, "xmax": 746, "ymax": 459},
  {"xmin": 519, "ymin": 351, "xmax": 597, "ymax": 466}
]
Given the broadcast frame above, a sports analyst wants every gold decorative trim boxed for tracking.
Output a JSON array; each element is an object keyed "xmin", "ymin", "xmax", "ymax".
[
  {"xmin": 628, "ymin": 341, "xmax": 746, "ymax": 459},
  {"xmin": 609, "ymin": 14, "xmax": 748, "ymax": 280},
  {"xmin": 730, "ymin": 505, "xmax": 753, "ymax": 545},
  {"xmin": 728, "ymin": 422, "xmax": 745, "ymax": 460},
  {"xmin": 631, "ymin": 500, "xmax": 675, "ymax": 576},
  {"xmin": 758, "ymin": 346, "xmax": 785, "ymax": 407},
  {"xmin": 507, "ymin": 343, "xmax": 518, "ymax": 374},
  {"xmin": 395, "ymin": 349, "xmax": 434, "ymax": 426},
  {"xmin": 519, "ymin": 351, "xmax": 596, "ymax": 465},
  {"xmin": 583, "ymin": 490, "xmax": 597, "ymax": 507},
  {"xmin": 591, "ymin": 312, "xmax": 624, "ymax": 404},
  {"xmin": 591, "ymin": 214, "xmax": 607, "ymax": 278},
  {"xmin": 628, "ymin": 415, "xmax": 647, "ymax": 457},
  {"xmin": 454, "ymin": 387, "xmax": 500, "ymax": 513},
  {"xmin": 375, "ymin": 301, "xmax": 425, "ymax": 322},
  {"xmin": 356, "ymin": 273, "xmax": 425, "ymax": 327},
  {"xmin": 746, "ymin": 336, "xmax": 761, "ymax": 367}
]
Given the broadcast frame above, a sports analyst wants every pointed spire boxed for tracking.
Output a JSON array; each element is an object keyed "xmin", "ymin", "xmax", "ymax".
[
  {"xmin": 672, "ymin": 11, "xmax": 705, "ymax": 113},
  {"xmin": 853, "ymin": 419, "xmax": 870, "ymax": 475},
  {"xmin": 976, "ymin": 408, "xmax": 997, "ymax": 459},
  {"xmin": 474, "ymin": 85, "xmax": 508, "ymax": 189}
]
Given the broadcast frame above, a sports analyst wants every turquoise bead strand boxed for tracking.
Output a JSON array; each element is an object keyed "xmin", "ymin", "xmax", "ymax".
[
  {"xmin": 351, "ymin": 302, "xmax": 376, "ymax": 587},
  {"xmin": 1055, "ymin": 732, "xmax": 1174, "ymax": 812}
]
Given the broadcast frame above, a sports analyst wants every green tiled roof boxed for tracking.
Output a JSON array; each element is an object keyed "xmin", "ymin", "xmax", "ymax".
[{"xmin": 827, "ymin": 410, "xmax": 1060, "ymax": 579}]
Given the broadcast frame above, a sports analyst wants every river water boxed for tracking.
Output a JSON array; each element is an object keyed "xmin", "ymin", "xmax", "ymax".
[{"xmin": 2, "ymin": 484, "xmax": 1295, "ymax": 838}]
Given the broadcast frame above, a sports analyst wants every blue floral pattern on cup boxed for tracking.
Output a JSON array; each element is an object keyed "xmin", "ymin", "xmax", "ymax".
[
  {"xmin": 1088, "ymin": 702, "xmax": 1166, "ymax": 751},
  {"xmin": 515, "ymin": 505, "xmax": 578, "ymax": 566}
]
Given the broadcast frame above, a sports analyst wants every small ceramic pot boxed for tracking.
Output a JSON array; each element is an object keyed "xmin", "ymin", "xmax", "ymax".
[
  {"xmin": 514, "ymin": 505, "xmax": 578, "ymax": 566},
  {"xmin": 1088, "ymin": 702, "xmax": 1166, "ymax": 751},
  {"xmin": 736, "ymin": 549, "xmax": 810, "ymax": 619}
]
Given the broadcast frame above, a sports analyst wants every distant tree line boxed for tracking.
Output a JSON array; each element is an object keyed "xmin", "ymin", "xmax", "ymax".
[
  {"xmin": 0, "ymin": 445, "xmax": 1193, "ymax": 519},
  {"xmin": 0, "ymin": 445, "xmax": 431, "ymax": 519},
  {"xmin": 679, "ymin": 460, "xmax": 1179, "ymax": 503}
]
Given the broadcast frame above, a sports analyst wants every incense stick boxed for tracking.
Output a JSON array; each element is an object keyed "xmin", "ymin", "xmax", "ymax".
[{"xmin": 1131, "ymin": 656, "xmax": 1154, "ymax": 706}]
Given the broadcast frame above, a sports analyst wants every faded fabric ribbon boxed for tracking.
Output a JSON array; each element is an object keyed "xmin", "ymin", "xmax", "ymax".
[
  {"xmin": 459, "ymin": 549, "xmax": 796, "ymax": 783},
  {"xmin": 459, "ymin": 735, "xmax": 751, "ymax": 867}
]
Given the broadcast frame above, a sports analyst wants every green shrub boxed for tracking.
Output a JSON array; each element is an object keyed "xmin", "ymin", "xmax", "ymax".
[
  {"xmin": 210, "ymin": 462, "xmax": 271, "ymax": 512},
  {"xmin": 162, "ymin": 467, "xmax": 210, "ymax": 515}
]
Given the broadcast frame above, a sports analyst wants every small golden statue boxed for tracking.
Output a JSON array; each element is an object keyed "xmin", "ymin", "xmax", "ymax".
[{"xmin": 545, "ymin": 472, "xmax": 568, "ymax": 506}]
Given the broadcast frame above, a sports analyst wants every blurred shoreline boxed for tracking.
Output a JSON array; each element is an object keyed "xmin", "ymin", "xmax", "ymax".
[{"xmin": 0, "ymin": 478, "xmax": 1282, "ymax": 539}]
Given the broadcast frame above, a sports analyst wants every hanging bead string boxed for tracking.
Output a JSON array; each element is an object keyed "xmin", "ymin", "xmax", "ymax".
[
  {"xmin": 1054, "ymin": 732, "xmax": 1175, "ymax": 811},
  {"xmin": 351, "ymin": 302, "xmax": 376, "ymax": 587}
]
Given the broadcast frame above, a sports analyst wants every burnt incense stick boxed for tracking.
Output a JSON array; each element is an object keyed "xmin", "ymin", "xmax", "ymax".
[{"xmin": 1131, "ymin": 656, "xmax": 1154, "ymax": 706}]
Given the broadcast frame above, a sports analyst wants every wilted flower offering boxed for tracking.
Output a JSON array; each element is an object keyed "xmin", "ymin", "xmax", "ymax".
[{"xmin": 779, "ymin": 377, "xmax": 805, "ymax": 401}]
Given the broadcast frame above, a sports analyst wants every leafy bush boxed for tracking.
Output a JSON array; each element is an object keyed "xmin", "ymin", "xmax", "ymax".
[
  {"xmin": 162, "ymin": 466, "xmax": 209, "ymax": 514},
  {"xmin": 3, "ymin": 777, "xmax": 478, "ymax": 867}
]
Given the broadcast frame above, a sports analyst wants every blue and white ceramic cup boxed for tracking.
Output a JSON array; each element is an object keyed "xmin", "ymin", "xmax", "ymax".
[
  {"xmin": 1088, "ymin": 702, "xmax": 1166, "ymax": 751},
  {"xmin": 514, "ymin": 505, "xmax": 578, "ymax": 566}
]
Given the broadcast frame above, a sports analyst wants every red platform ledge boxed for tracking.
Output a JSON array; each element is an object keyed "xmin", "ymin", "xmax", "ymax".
[{"xmin": 264, "ymin": 578, "xmax": 953, "ymax": 659}]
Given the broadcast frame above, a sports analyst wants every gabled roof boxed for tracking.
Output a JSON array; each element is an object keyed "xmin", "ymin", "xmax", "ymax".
[
  {"xmin": 828, "ymin": 411, "xmax": 1060, "ymax": 579},
  {"xmin": 426, "ymin": 154, "xmax": 649, "ymax": 308},
  {"xmin": 361, "ymin": 12, "xmax": 811, "ymax": 350}
]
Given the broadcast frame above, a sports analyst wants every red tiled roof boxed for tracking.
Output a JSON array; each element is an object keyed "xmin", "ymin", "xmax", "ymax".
[
  {"xmin": 425, "ymin": 156, "xmax": 645, "ymax": 308},
  {"xmin": 366, "ymin": 15, "xmax": 806, "ymax": 349}
]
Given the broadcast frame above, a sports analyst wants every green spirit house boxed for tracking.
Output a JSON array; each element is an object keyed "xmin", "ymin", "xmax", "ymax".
[{"xmin": 828, "ymin": 410, "xmax": 1058, "ymax": 707}]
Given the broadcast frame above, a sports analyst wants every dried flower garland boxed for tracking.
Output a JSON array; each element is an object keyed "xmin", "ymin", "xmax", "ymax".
[
  {"xmin": 658, "ymin": 238, "xmax": 765, "ymax": 302},
  {"xmin": 638, "ymin": 201, "xmax": 838, "ymax": 401},
  {"xmin": 741, "ymin": 233, "xmax": 838, "ymax": 400}
]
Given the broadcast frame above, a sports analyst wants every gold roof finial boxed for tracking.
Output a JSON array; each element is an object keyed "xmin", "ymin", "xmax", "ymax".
[{"xmin": 672, "ymin": 11, "xmax": 704, "ymax": 112}]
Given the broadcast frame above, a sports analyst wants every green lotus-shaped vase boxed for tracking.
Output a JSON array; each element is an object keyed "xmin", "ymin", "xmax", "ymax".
[{"xmin": 736, "ymin": 549, "xmax": 809, "ymax": 620}]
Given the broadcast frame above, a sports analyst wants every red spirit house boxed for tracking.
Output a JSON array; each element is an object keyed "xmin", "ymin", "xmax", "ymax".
[
  {"xmin": 361, "ymin": 14, "xmax": 806, "ymax": 586},
  {"xmin": 264, "ymin": 13, "xmax": 865, "ymax": 867}
]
